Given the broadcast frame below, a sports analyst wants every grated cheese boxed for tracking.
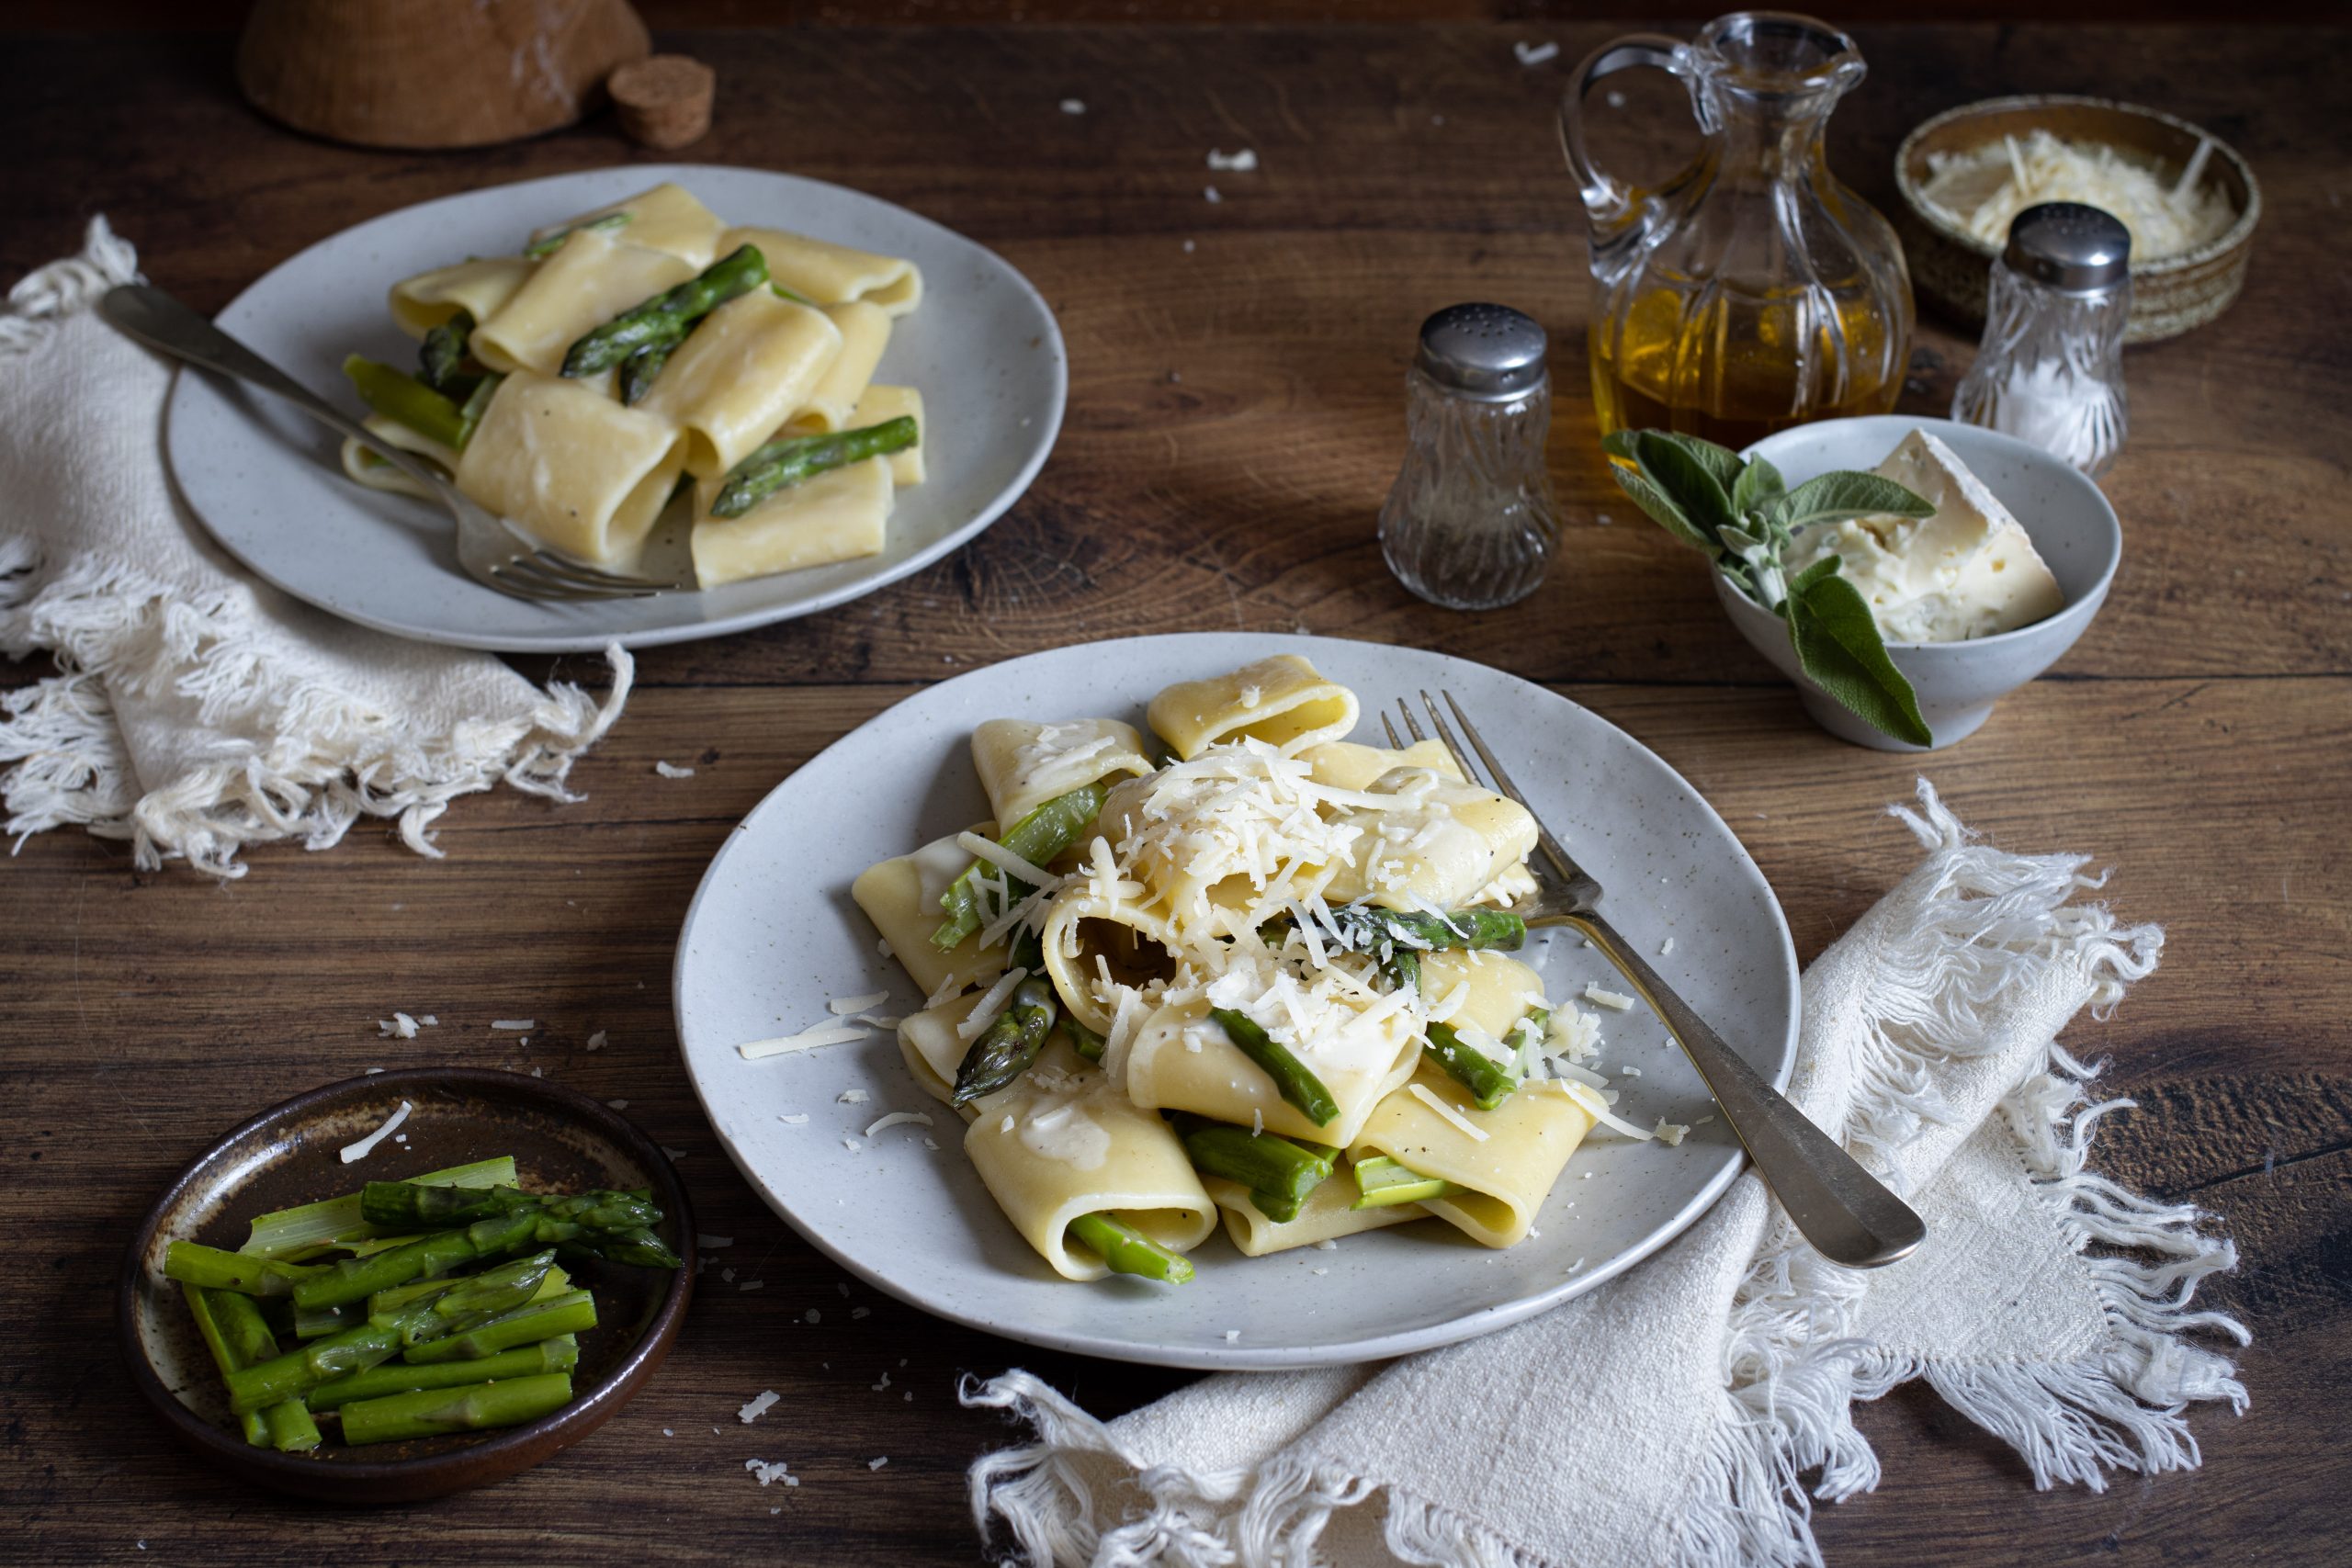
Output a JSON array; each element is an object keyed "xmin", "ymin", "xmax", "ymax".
[
  {"xmin": 1410, "ymin": 1082, "xmax": 1490, "ymax": 1142},
  {"xmin": 869, "ymin": 1457, "xmax": 889, "ymax": 1471},
  {"xmin": 654, "ymin": 760, "xmax": 695, "ymax": 779},
  {"xmin": 1206, "ymin": 149, "xmax": 1259, "ymax": 172},
  {"xmin": 339, "ymin": 1100, "xmax": 412, "ymax": 1164},
  {"xmin": 865, "ymin": 1111, "xmax": 934, "ymax": 1138},
  {"xmin": 586, "ymin": 1031, "xmax": 607, "ymax": 1051},
  {"xmin": 1920, "ymin": 129, "xmax": 2234, "ymax": 261},
  {"xmin": 830, "ymin": 991, "xmax": 889, "ymax": 1015},
  {"xmin": 779, "ymin": 1112, "xmax": 809, "ymax": 1124},
  {"xmin": 491, "ymin": 1019, "xmax": 536, "ymax": 1031},
  {"xmin": 739, "ymin": 1022, "xmax": 872, "ymax": 1060},
  {"xmin": 1654, "ymin": 1119, "xmax": 1689, "ymax": 1146},
  {"xmin": 957, "ymin": 967, "xmax": 1030, "ymax": 1041},
  {"xmin": 1559, "ymin": 1079, "xmax": 1657, "ymax": 1140},
  {"xmin": 740, "ymin": 1390, "xmax": 779, "ymax": 1423},
  {"xmin": 745, "ymin": 1458, "xmax": 798, "ymax": 1487},
  {"xmin": 1514, "ymin": 39, "xmax": 1560, "ymax": 65},
  {"xmin": 1583, "ymin": 984, "xmax": 1635, "ymax": 1011},
  {"xmin": 956, "ymin": 831, "xmax": 1063, "ymax": 894},
  {"xmin": 837, "ymin": 1089, "xmax": 870, "ymax": 1104}
]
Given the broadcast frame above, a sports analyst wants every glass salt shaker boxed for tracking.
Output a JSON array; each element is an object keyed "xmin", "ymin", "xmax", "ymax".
[
  {"xmin": 1952, "ymin": 202, "xmax": 2132, "ymax": 479},
  {"xmin": 1379, "ymin": 303, "xmax": 1560, "ymax": 610}
]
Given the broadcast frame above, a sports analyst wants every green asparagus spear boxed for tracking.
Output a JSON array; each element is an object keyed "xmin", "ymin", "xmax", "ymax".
[
  {"xmin": 1066, "ymin": 1213, "xmax": 1193, "ymax": 1283},
  {"xmin": 1351, "ymin": 1155, "xmax": 1464, "ymax": 1209},
  {"xmin": 1174, "ymin": 1116, "xmax": 1337, "ymax": 1223},
  {"xmin": 931, "ymin": 783, "xmax": 1110, "ymax": 951},
  {"xmin": 1061, "ymin": 1015, "xmax": 1106, "ymax": 1062},
  {"xmin": 240, "ymin": 1156, "xmax": 516, "ymax": 1260},
  {"xmin": 202, "ymin": 1288, "xmax": 323, "ymax": 1450},
  {"xmin": 343, "ymin": 355, "xmax": 468, "ymax": 449},
  {"xmin": 307, "ymin": 1335, "xmax": 579, "ymax": 1410},
  {"xmin": 165, "ymin": 1241, "xmax": 319, "ymax": 1298},
  {"xmin": 951, "ymin": 978, "xmax": 1058, "ymax": 1106},
  {"xmin": 1379, "ymin": 947, "xmax": 1421, "ymax": 995},
  {"xmin": 1326, "ymin": 905, "xmax": 1527, "ymax": 958},
  {"xmin": 290, "ymin": 1199, "xmax": 626, "ymax": 1310},
  {"xmin": 1208, "ymin": 1008, "xmax": 1340, "ymax": 1128},
  {"xmin": 558, "ymin": 1226, "xmax": 684, "ymax": 1269},
  {"xmin": 454, "ymin": 372, "xmax": 503, "ymax": 447},
  {"xmin": 183, "ymin": 1284, "xmax": 272, "ymax": 1445},
  {"xmin": 524, "ymin": 209, "xmax": 632, "ymax": 259},
  {"xmin": 418, "ymin": 310, "xmax": 474, "ymax": 393},
  {"xmin": 357, "ymin": 1181, "xmax": 660, "ymax": 1234},
  {"xmin": 339, "ymin": 1371, "xmax": 576, "ymax": 1446},
  {"xmin": 1422, "ymin": 1021, "xmax": 1516, "ymax": 1111},
  {"xmin": 402, "ymin": 1289, "xmax": 597, "ymax": 1364},
  {"xmin": 708, "ymin": 415, "xmax": 921, "ymax": 518},
  {"xmin": 616, "ymin": 340, "xmax": 672, "ymax": 405},
  {"xmin": 227, "ymin": 1252, "xmax": 556, "ymax": 1413},
  {"xmin": 561, "ymin": 243, "xmax": 768, "ymax": 377},
  {"xmin": 369, "ymin": 1263, "xmax": 570, "ymax": 1325}
]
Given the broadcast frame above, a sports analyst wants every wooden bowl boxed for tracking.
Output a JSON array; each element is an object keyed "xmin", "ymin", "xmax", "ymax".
[
  {"xmin": 1894, "ymin": 96, "xmax": 2260, "ymax": 344},
  {"xmin": 119, "ymin": 1068, "xmax": 695, "ymax": 1504},
  {"xmin": 237, "ymin": 0, "xmax": 650, "ymax": 150}
]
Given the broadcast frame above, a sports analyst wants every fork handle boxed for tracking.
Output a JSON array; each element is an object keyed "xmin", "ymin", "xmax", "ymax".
[
  {"xmin": 1572, "ymin": 910, "xmax": 1926, "ymax": 1269},
  {"xmin": 99, "ymin": 284, "xmax": 449, "ymax": 497}
]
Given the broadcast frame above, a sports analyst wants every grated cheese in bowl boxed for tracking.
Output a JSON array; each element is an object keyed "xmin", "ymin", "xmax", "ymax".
[{"xmin": 1920, "ymin": 130, "xmax": 2233, "ymax": 262}]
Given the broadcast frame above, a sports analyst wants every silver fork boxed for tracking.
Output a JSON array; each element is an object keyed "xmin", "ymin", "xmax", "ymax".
[
  {"xmin": 1387, "ymin": 690, "xmax": 1926, "ymax": 1269},
  {"xmin": 100, "ymin": 284, "xmax": 680, "ymax": 602}
]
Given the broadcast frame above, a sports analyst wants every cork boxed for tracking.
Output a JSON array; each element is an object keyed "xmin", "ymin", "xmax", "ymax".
[{"xmin": 609, "ymin": 54, "xmax": 715, "ymax": 150}]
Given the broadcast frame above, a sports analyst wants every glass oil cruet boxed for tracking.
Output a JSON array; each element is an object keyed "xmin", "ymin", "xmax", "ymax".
[{"xmin": 1560, "ymin": 11, "xmax": 1914, "ymax": 446}]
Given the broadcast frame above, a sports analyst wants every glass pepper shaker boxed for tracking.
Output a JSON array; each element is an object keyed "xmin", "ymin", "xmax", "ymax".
[
  {"xmin": 1379, "ymin": 303, "xmax": 1560, "ymax": 610},
  {"xmin": 1952, "ymin": 202, "xmax": 2132, "ymax": 479}
]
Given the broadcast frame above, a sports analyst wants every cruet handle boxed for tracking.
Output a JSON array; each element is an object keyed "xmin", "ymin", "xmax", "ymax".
[{"xmin": 1556, "ymin": 33, "xmax": 1689, "ymax": 237}]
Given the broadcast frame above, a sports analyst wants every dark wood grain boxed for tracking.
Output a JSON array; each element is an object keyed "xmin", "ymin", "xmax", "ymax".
[{"xmin": 1, "ymin": 18, "xmax": 2346, "ymax": 1567}]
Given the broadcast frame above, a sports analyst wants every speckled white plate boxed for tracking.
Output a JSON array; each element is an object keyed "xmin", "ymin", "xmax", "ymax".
[
  {"xmin": 164, "ymin": 164, "xmax": 1065, "ymax": 652},
  {"xmin": 673, "ymin": 634, "xmax": 1799, "ymax": 1369}
]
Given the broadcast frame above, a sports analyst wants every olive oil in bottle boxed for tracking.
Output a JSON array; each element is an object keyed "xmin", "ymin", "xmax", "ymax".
[{"xmin": 1589, "ymin": 281, "xmax": 1905, "ymax": 448}]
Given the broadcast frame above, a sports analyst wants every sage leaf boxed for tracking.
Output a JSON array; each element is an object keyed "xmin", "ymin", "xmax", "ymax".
[
  {"xmin": 1609, "ymin": 465, "xmax": 1714, "ymax": 551},
  {"xmin": 1648, "ymin": 431, "xmax": 1745, "ymax": 496},
  {"xmin": 1785, "ymin": 573, "xmax": 1931, "ymax": 747},
  {"xmin": 1777, "ymin": 472, "xmax": 1933, "ymax": 531},
  {"xmin": 1786, "ymin": 552, "xmax": 1842, "ymax": 599},
  {"xmin": 1634, "ymin": 432, "xmax": 1738, "ymax": 542},
  {"xmin": 1731, "ymin": 455, "xmax": 1784, "ymax": 518}
]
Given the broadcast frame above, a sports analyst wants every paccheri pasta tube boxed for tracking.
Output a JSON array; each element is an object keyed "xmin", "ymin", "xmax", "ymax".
[
  {"xmin": 824, "ymin": 657, "xmax": 1688, "ymax": 1287},
  {"xmin": 341, "ymin": 183, "xmax": 931, "ymax": 590}
]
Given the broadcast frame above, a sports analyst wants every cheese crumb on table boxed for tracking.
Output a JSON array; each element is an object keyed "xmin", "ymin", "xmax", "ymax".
[
  {"xmin": 740, "ymin": 1390, "xmax": 779, "ymax": 1423},
  {"xmin": 654, "ymin": 760, "xmax": 695, "ymax": 778}
]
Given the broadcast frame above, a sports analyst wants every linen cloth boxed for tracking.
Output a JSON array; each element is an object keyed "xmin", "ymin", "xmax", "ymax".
[
  {"xmin": 0, "ymin": 220, "xmax": 629, "ymax": 877},
  {"xmin": 964, "ymin": 784, "xmax": 2249, "ymax": 1567}
]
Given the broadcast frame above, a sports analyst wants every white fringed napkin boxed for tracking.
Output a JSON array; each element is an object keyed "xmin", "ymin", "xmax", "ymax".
[
  {"xmin": 964, "ymin": 784, "xmax": 2250, "ymax": 1568},
  {"xmin": 0, "ymin": 220, "xmax": 629, "ymax": 877}
]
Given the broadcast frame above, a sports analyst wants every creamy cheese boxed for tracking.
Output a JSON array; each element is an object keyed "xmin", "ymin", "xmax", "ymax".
[{"xmin": 1782, "ymin": 429, "xmax": 2065, "ymax": 643}]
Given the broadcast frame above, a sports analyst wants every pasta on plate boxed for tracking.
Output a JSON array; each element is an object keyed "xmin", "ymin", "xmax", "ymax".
[
  {"xmin": 826, "ymin": 656, "xmax": 1682, "ymax": 1285},
  {"xmin": 338, "ymin": 183, "xmax": 929, "ymax": 589}
]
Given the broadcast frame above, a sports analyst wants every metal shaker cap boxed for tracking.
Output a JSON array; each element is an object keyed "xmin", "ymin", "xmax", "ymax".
[
  {"xmin": 1415, "ymin": 303, "xmax": 1549, "ymax": 400},
  {"xmin": 2004, "ymin": 202, "xmax": 2132, "ymax": 293}
]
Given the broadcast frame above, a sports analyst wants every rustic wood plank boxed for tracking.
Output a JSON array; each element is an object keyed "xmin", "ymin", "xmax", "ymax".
[
  {"xmin": 9, "ymin": 28, "xmax": 2341, "ymax": 694},
  {"xmin": 2, "ymin": 676, "xmax": 2342, "ymax": 1559},
  {"xmin": 0, "ymin": 17, "xmax": 2343, "ymax": 1566}
]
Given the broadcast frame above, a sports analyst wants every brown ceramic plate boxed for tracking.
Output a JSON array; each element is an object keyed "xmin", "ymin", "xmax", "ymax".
[
  {"xmin": 119, "ymin": 1068, "xmax": 695, "ymax": 1504},
  {"xmin": 1895, "ymin": 95, "xmax": 2260, "ymax": 344}
]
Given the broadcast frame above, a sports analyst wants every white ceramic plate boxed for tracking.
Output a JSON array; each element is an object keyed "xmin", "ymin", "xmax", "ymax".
[
  {"xmin": 673, "ymin": 634, "xmax": 1799, "ymax": 1369},
  {"xmin": 164, "ymin": 164, "xmax": 1066, "ymax": 652}
]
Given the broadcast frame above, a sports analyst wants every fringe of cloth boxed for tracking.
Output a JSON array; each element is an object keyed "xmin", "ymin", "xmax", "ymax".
[
  {"xmin": 0, "ymin": 218, "xmax": 633, "ymax": 877},
  {"xmin": 962, "ymin": 782, "xmax": 2245, "ymax": 1568}
]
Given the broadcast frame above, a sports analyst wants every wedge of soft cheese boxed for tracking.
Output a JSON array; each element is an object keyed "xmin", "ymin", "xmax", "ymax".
[{"xmin": 1782, "ymin": 429, "xmax": 2066, "ymax": 643}]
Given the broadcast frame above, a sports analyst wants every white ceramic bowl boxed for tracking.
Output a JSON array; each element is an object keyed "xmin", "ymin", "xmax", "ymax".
[{"xmin": 1712, "ymin": 416, "xmax": 2120, "ymax": 750}]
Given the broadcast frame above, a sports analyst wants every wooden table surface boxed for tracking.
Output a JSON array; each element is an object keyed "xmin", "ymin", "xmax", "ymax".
[{"xmin": 3, "ymin": 17, "xmax": 2346, "ymax": 1565}]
